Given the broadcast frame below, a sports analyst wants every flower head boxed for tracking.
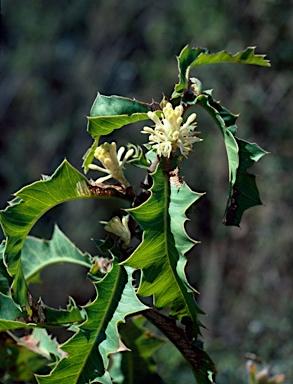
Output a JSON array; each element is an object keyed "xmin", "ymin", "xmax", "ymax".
[
  {"xmin": 88, "ymin": 142, "xmax": 134, "ymax": 187},
  {"xmin": 104, "ymin": 216, "xmax": 131, "ymax": 249},
  {"xmin": 142, "ymin": 103, "xmax": 201, "ymax": 158}
]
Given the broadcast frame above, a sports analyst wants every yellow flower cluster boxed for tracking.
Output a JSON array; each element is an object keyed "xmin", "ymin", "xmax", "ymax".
[
  {"xmin": 88, "ymin": 142, "xmax": 134, "ymax": 187},
  {"xmin": 142, "ymin": 103, "xmax": 201, "ymax": 158}
]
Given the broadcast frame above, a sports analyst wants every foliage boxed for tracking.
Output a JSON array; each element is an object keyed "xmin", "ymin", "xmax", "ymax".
[{"xmin": 0, "ymin": 45, "xmax": 276, "ymax": 383}]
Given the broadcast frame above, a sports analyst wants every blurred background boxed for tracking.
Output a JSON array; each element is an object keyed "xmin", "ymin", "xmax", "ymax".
[{"xmin": 1, "ymin": 0, "xmax": 292, "ymax": 383}]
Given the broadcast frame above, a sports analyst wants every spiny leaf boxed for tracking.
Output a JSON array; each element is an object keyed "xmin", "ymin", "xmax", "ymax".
[
  {"xmin": 174, "ymin": 45, "xmax": 270, "ymax": 95},
  {"xmin": 0, "ymin": 160, "xmax": 123, "ymax": 309},
  {"xmin": 22, "ymin": 225, "xmax": 91, "ymax": 284},
  {"xmin": 110, "ymin": 316, "xmax": 165, "ymax": 384},
  {"xmin": 83, "ymin": 94, "xmax": 162, "ymax": 172},
  {"xmin": 123, "ymin": 163, "xmax": 204, "ymax": 338},
  {"xmin": 36, "ymin": 261, "xmax": 148, "ymax": 384},
  {"xmin": 223, "ymin": 139, "xmax": 268, "ymax": 226},
  {"xmin": 90, "ymin": 94, "xmax": 150, "ymax": 117},
  {"xmin": 196, "ymin": 92, "xmax": 239, "ymax": 189},
  {"xmin": 0, "ymin": 293, "xmax": 84, "ymax": 332},
  {"xmin": 196, "ymin": 92, "xmax": 267, "ymax": 226}
]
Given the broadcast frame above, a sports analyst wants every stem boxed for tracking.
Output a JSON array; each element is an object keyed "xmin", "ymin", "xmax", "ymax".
[{"xmin": 142, "ymin": 308, "xmax": 216, "ymax": 380}]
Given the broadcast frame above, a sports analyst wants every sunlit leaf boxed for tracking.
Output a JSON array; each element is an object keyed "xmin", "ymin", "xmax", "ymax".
[
  {"xmin": 36, "ymin": 260, "xmax": 148, "ymax": 384},
  {"xmin": 0, "ymin": 160, "xmax": 125, "ymax": 309},
  {"xmin": 83, "ymin": 94, "xmax": 148, "ymax": 172},
  {"xmin": 83, "ymin": 94, "xmax": 162, "ymax": 172},
  {"xmin": 0, "ymin": 293, "xmax": 84, "ymax": 332},
  {"xmin": 174, "ymin": 45, "xmax": 270, "ymax": 95},
  {"xmin": 123, "ymin": 163, "xmax": 204, "ymax": 338},
  {"xmin": 22, "ymin": 225, "xmax": 91, "ymax": 284}
]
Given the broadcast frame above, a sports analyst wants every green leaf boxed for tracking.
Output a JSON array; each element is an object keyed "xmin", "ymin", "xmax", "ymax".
[
  {"xmin": 45, "ymin": 298, "xmax": 86, "ymax": 326},
  {"xmin": 110, "ymin": 316, "xmax": 165, "ymax": 384},
  {"xmin": 197, "ymin": 93, "xmax": 239, "ymax": 189},
  {"xmin": 196, "ymin": 92, "xmax": 267, "ymax": 226},
  {"xmin": 0, "ymin": 292, "xmax": 84, "ymax": 332},
  {"xmin": 83, "ymin": 139, "xmax": 99, "ymax": 174},
  {"xmin": 90, "ymin": 94, "xmax": 150, "ymax": 117},
  {"xmin": 83, "ymin": 94, "xmax": 161, "ymax": 172},
  {"xmin": 223, "ymin": 139, "xmax": 268, "ymax": 226},
  {"xmin": 0, "ymin": 241, "xmax": 12, "ymax": 295},
  {"xmin": 22, "ymin": 225, "xmax": 91, "ymax": 284},
  {"xmin": 1, "ymin": 226, "xmax": 89, "ymax": 331},
  {"xmin": 174, "ymin": 45, "xmax": 270, "ymax": 95},
  {"xmin": 36, "ymin": 260, "xmax": 148, "ymax": 384},
  {"xmin": 123, "ymin": 163, "xmax": 204, "ymax": 338},
  {"xmin": 0, "ymin": 292, "xmax": 24, "ymax": 330},
  {"xmin": 0, "ymin": 160, "xmax": 117, "ymax": 309},
  {"xmin": 174, "ymin": 46, "xmax": 209, "ymax": 94}
]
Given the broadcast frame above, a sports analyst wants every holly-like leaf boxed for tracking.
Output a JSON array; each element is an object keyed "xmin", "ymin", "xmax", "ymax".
[
  {"xmin": 0, "ymin": 159, "xmax": 125, "ymax": 309},
  {"xmin": 0, "ymin": 292, "xmax": 84, "ymax": 332},
  {"xmin": 223, "ymin": 139, "xmax": 268, "ymax": 226},
  {"xmin": 22, "ymin": 225, "xmax": 91, "ymax": 284},
  {"xmin": 1, "ymin": 225, "xmax": 89, "ymax": 331},
  {"xmin": 197, "ymin": 92, "xmax": 239, "ymax": 190},
  {"xmin": 90, "ymin": 94, "xmax": 150, "ymax": 117},
  {"xmin": 173, "ymin": 45, "xmax": 270, "ymax": 95},
  {"xmin": 36, "ymin": 260, "xmax": 148, "ymax": 384},
  {"xmin": 110, "ymin": 316, "xmax": 165, "ymax": 384},
  {"xmin": 123, "ymin": 163, "xmax": 204, "ymax": 338},
  {"xmin": 83, "ymin": 94, "xmax": 161, "ymax": 172},
  {"xmin": 196, "ymin": 92, "xmax": 268, "ymax": 226}
]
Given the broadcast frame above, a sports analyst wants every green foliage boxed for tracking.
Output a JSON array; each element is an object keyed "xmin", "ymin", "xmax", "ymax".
[
  {"xmin": 123, "ymin": 162, "xmax": 204, "ymax": 338},
  {"xmin": 195, "ymin": 93, "xmax": 268, "ymax": 225},
  {"xmin": 83, "ymin": 94, "xmax": 161, "ymax": 172},
  {"xmin": 22, "ymin": 225, "xmax": 91, "ymax": 284},
  {"xmin": 173, "ymin": 45, "xmax": 270, "ymax": 96},
  {"xmin": 110, "ymin": 316, "xmax": 165, "ymax": 383},
  {"xmin": 36, "ymin": 261, "xmax": 147, "ymax": 384},
  {"xmin": 0, "ymin": 45, "xmax": 270, "ymax": 383}
]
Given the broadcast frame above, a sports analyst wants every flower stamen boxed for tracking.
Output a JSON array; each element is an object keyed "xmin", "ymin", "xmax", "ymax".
[{"xmin": 142, "ymin": 103, "xmax": 202, "ymax": 158}]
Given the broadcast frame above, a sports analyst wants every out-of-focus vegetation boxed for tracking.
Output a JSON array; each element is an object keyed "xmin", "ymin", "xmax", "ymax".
[{"xmin": 0, "ymin": 1, "xmax": 292, "ymax": 383}]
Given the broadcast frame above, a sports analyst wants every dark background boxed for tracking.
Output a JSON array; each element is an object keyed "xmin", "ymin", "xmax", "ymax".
[{"xmin": 1, "ymin": 1, "xmax": 292, "ymax": 383}]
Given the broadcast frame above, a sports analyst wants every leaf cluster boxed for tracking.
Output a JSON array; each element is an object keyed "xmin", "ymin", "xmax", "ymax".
[{"xmin": 0, "ymin": 45, "xmax": 269, "ymax": 383}]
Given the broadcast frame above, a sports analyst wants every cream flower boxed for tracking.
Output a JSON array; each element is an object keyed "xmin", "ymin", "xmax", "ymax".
[
  {"xmin": 142, "ymin": 103, "xmax": 201, "ymax": 158},
  {"xmin": 88, "ymin": 142, "xmax": 134, "ymax": 187},
  {"xmin": 104, "ymin": 216, "xmax": 131, "ymax": 249}
]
